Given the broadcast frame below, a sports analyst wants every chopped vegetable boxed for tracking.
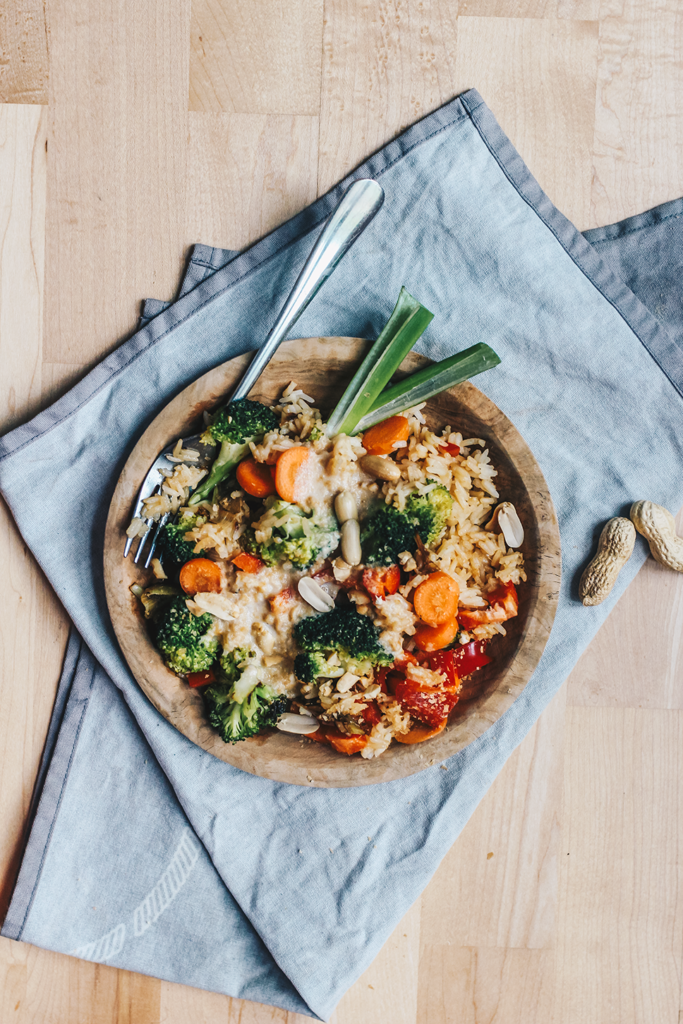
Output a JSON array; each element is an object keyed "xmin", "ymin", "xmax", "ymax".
[
  {"xmin": 151, "ymin": 596, "xmax": 219, "ymax": 675},
  {"xmin": 294, "ymin": 605, "xmax": 394, "ymax": 672},
  {"xmin": 274, "ymin": 446, "xmax": 310, "ymax": 502},
  {"xmin": 189, "ymin": 399, "xmax": 279, "ymax": 505},
  {"xmin": 362, "ymin": 565, "xmax": 401, "ymax": 599},
  {"xmin": 413, "ymin": 571, "xmax": 459, "ymax": 626},
  {"xmin": 179, "ymin": 557, "xmax": 223, "ymax": 594},
  {"xmin": 452, "ymin": 640, "xmax": 492, "ymax": 677},
  {"xmin": 236, "ymin": 458, "xmax": 276, "ymax": 497},
  {"xmin": 187, "ymin": 669, "xmax": 216, "ymax": 688},
  {"xmin": 309, "ymin": 723, "xmax": 370, "ymax": 755},
  {"xmin": 391, "ymin": 677, "xmax": 459, "ymax": 728},
  {"xmin": 361, "ymin": 416, "xmax": 411, "ymax": 456},
  {"xmin": 232, "ymin": 552, "xmax": 264, "ymax": 573},
  {"xmin": 457, "ymin": 580, "xmax": 519, "ymax": 629},
  {"xmin": 326, "ymin": 287, "xmax": 434, "ymax": 437},
  {"xmin": 413, "ymin": 617, "xmax": 459, "ymax": 652},
  {"xmin": 355, "ymin": 342, "xmax": 501, "ymax": 432},
  {"xmin": 394, "ymin": 719, "xmax": 447, "ymax": 744}
]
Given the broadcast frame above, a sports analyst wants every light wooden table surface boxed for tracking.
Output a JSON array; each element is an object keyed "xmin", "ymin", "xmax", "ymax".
[{"xmin": 1, "ymin": 2, "xmax": 683, "ymax": 1022}]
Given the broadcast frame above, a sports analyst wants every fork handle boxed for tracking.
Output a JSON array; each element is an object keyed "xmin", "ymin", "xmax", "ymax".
[{"xmin": 230, "ymin": 178, "xmax": 384, "ymax": 402}]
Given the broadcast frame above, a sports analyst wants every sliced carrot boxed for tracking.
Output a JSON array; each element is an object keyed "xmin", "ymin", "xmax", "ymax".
[
  {"xmin": 309, "ymin": 724, "xmax": 369, "ymax": 755},
  {"xmin": 179, "ymin": 557, "xmax": 222, "ymax": 594},
  {"xmin": 361, "ymin": 415, "xmax": 411, "ymax": 456},
  {"xmin": 236, "ymin": 458, "xmax": 276, "ymax": 497},
  {"xmin": 394, "ymin": 719, "xmax": 447, "ymax": 744},
  {"xmin": 362, "ymin": 564, "xmax": 401, "ymax": 599},
  {"xmin": 458, "ymin": 581, "xmax": 519, "ymax": 630},
  {"xmin": 413, "ymin": 571, "xmax": 460, "ymax": 627},
  {"xmin": 413, "ymin": 617, "xmax": 459, "ymax": 652},
  {"xmin": 232, "ymin": 552, "xmax": 264, "ymax": 574},
  {"xmin": 274, "ymin": 446, "xmax": 310, "ymax": 502}
]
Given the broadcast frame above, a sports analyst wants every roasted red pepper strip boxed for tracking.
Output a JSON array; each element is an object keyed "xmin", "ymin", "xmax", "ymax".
[
  {"xmin": 418, "ymin": 649, "xmax": 459, "ymax": 689},
  {"xmin": 452, "ymin": 640, "xmax": 492, "ymax": 677},
  {"xmin": 457, "ymin": 581, "xmax": 519, "ymax": 629},
  {"xmin": 362, "ymin": 565, "xmax": 401, "ymax": 599},
  {"xmin": 439, "ymin": 441, "xmax": 461, "ymax": 456},
  {"xmin": 187, "ymin": 668, "xmax": 216, "ymax": 688},
  {"xmin": 393, "ymin": 678, "xmax": 458, "ymax": 729},
  {"xmin": 360, "ymin": 701, "xmax": 383, "ymax": 727}
]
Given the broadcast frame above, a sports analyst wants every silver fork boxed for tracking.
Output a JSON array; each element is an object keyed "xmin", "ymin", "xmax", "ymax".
[{"xmin": 124, "ymin": 177, "xmax": 385, "ymax": 566}]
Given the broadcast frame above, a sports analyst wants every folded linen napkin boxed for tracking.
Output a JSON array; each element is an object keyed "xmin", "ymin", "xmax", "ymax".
[{"xmin": 3, "ymin": 91, "xmax": 683, "ymax": 1020}]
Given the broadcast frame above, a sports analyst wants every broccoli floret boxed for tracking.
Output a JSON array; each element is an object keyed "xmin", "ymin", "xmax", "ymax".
[
  {"xmin": 157, "ymin": 513, "xmax": 204, "ymax": 575},
  {"xmin": 216, "ymin": 646, "xmax": 260, "ymax": 702},
  {"xmin": 294, "ymin": 651, "xmax": 329, "ymax": 683},
  {"xmin": 247, "ymin": 498, "xmax": 339, "ymax": 569},
  {"xmin": 405, "ymin": 484, "xmax": 453, "ymax": 547},
  {"xmin": 361, "ymin": 504, "xmax": 419, "ymax": 566},
  {"xmin": 294, "ymin": 606, "xmax": 393, "ymax": 669},
  {"xmin": 205, "ymin": 684, "xmax": 290, "ymax": 744},
  {"xmin": 189, "ymin": 399, "xmax": 280, "ymax": 506},
  {"xmin": 207, "ymin": 399, "xmax": 279, "ymax": 445},
  {"xmin": 362, "ymin": 483, "xmax": 453, "ymax": 565},
  {"xmin": 151, "ymin": 596, "xmax": 219, "ymax": 675}
]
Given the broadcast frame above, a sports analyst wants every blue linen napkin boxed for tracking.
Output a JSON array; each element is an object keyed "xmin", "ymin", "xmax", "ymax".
[{"xmin": 3, "ymin": 90, "xmax": 683, "ymax": 1020}]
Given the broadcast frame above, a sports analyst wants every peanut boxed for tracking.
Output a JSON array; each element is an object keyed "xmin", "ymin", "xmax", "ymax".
[
  {"xmin": 630, "ymin": 500, "xmax": 683, "ymax": 572},
  {"xmin": 579, "ymin": 517, "xmax": 636, "ymax": 606},
  {"xmin": 359, "ymin": 454, "xmax": 401, "ymax": 482}
]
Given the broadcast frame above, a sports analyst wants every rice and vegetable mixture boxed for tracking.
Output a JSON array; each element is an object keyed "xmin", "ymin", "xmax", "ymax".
[{"xmin": 131, "ymin": 384, "xmax": 526, "ymax": 759}]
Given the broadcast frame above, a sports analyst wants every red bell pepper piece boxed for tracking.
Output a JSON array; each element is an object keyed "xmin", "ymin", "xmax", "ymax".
[
  {"xmin": 418, "ymin": 649, "xmax": 459, "ymax": 689},
  {"xmin": 187, "ymin": 668, "xmax": 216, "ymax": 688},
  {"xmin": 457, "ymin": 580, "xmax": 519, "ymax": 629},
  {"xmin": 360, "ymin": 701, "xmax": 383, "ymax": 727},
  {"xmin": 439, "ymin": 441, "xmax": 460, "ymax": 456},
  {"xmin": 452, "ymin": 640, "xmax": 492, "ymax": 677},
  {"xmin": 393, "ymin": 678, "xmax": 458, "ymax": 729},
  {"xmin": 362, "ymin": 565, "xmax": 401, "ymax": 599}
]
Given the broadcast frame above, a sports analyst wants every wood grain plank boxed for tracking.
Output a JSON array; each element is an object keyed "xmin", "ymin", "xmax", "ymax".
[
  {"xmin": 317, "ymin": 0, "xmax": 458, "ymax": 195},
  {"xmin": 420, "ymin": 686, "xmax": 564, "ymax": 951},
  {"xmin": 187, "ymin": 112, "xmax": 319, "ymax": 251},
  {"xmin": 458, "ymin": 0, "xmax": 600, "ymax": 19},
  {"xmin": 0, "ymin": 104, "xmax": 45, "ymax": 434},
  {"xmin": 555, "ymin": 707, "xmax": 683, "ymax": 1024},
  {"xmin": 567, "ymin": 510, "xmax": 683, "ymax": 710},
  {"xmin": 0, "ymin": 1, "xmax": 49, "ymax": 105},
  {"xmin": 454, "ymin": 16, "xmax": 598, "ymax": 230},
  {"xmin": 332, "ymin": 901, "xmax": 421, "ymax": 1024},
  {"xmin": 417, "ymin": 945, "xmax": 554, "ymax": 1024},
  {"xmin": 591, "ymin": 0, "xmax": 683, "ymax": 227},
  {"xmin": 0, "ymin": 104, "xmax": 71, "ymax": 932},
  {"xmin": 189, "ymin": 0, "xmax": 324, "ymax": 116},
  {"xmin": 43, "ymin": 0, "xmax": 192, "ymax": 367}
]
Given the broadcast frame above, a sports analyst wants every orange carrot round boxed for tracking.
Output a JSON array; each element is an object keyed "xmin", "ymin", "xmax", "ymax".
[
  {"xmin": 310, "ymin": 724, "xmax": 369, "ymax": 755},
  {"xmin": 179, "ymin": 557, "xmax": 222, "ymax": 594},
  {"xmin": 232, "ymin": 552, "xmax": 264, "ymax": 574},
  {"xmin": 413, "ymin": 617, "xmax": 459, "ymax": 652},
  {"xmin": 236, "ymin": 458, "xmax": 276, "ymax": 497},
  {"xmin": 361, "ymin": 416, "xmax": 411, "ymax": 456},
  {"xmin": 274, "ymin": 446, "xmax": 309, "ymax": 502},
  {"xmin": 394, "ymin": 719, "xmax": 447, "ymax": 744},
  {"xmin": 413, "ymin": 571, "xmax": 460, "ymax": 626}
]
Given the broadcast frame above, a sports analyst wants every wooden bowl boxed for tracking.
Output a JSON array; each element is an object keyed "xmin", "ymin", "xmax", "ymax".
[{"xmin": 104, "ymin": 338, "xmax": 561, "ymax": 787}]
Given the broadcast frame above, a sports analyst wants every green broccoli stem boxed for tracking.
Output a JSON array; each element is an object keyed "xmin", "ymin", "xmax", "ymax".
[
  {"xmin": 326, "ymin": 287, "xmax": 434, "ymax": 438},
  {"xmin": 188, "ymin": 439, "xmax": 249, "ymax": 506}
]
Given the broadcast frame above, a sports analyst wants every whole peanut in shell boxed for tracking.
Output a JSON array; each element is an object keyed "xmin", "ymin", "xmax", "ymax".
[
  {"xmin": 630, "ymin": 500, "xmax": 683, "ymax": 572},
  {"xmin": 579, "ymin": 517, "xmax": 636, "ymax": 606}
]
